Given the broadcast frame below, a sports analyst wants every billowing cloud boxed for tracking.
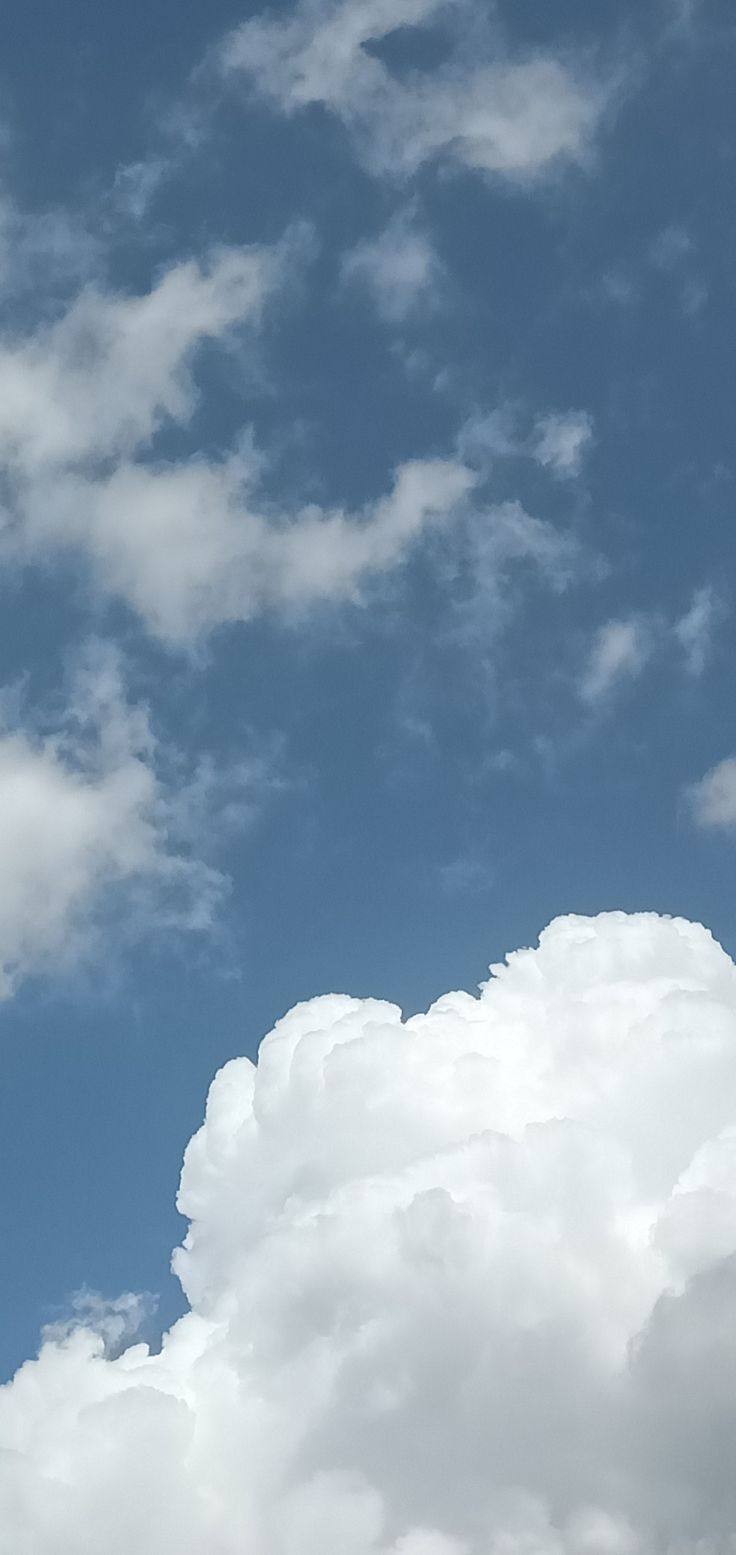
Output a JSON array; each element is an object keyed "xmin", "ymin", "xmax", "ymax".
[
  {"xmin": 222, "ymin": 0, "xmax": 614, "ymax": 184},
  {"xmin": 4, "ymin": 910, "xmax": 736, "ymax": 1551},
  {"xmin": 0, "ymin": 645, "xmax": 259, "ymax": 995}
]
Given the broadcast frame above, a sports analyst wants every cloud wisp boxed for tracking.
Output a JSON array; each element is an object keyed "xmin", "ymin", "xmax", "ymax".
[{"xmin": 3, "ymin": 911, "xmax": 736, "ymax": 1550}]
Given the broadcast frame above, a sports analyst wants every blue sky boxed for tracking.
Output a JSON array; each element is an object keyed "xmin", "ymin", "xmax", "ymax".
[{"xmin": 1, "ymin": 0, "xmax": 736, "ymax": 1382}]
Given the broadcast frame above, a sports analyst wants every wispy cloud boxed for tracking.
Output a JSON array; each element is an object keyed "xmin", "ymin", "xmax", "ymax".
[
  {"xmin": 0, "ymin": 643, "xmax": 275, "ymax": 997},
  {"xmin": 580, "ymin": 616, "xmax": 654, "ymax": 705},
  {"xmin": 341, "ymin": 204, "xmax": 445, "ymax": 323},
  {"xmin": 0, "ymin": 229, "xmax": 478, "ymax": 644},
  {"xmin": 675, "ymin": 585, "xmax": 721, "ymax": 676},
  {"xmin": 531, "ymin": 410, "xmax": 594, "ymax": 479},
  {"xmin": 690, "ymin": 757, "xmax": 736, "ymax": 830},
  {"xmin": 221, "ymin": 0, "xmax": 618, "ymax": 184}
]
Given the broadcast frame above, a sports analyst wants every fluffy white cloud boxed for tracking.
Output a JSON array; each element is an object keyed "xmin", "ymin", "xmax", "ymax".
[
  {"xmin": 580, "ymin": 616, "xmax": 653, "ymax": 705},
  {"xmin": 0, "ymin": 645, "xmax": 254, "ymax": 995},
  {"xmin": 222, "ymin": 0, "xmax": 613, "ymax": 183},
  {"xmin": 3, "ymin": 910, "xmax": 736, "ymax": 1551},
  {"xmin": 342, "ymin": 206, "xmax": 445, "ymax": 322}
]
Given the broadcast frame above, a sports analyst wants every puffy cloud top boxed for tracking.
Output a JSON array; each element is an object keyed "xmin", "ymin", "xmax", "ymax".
[{"xmin": 3, "ymin": 911, "xmax": 736, "ymax": 1552}]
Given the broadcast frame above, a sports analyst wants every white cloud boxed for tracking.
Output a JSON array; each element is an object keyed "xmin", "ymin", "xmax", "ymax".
[
  {"xmin": 27, "ymin": 453, "xmax": 475, "ymax": 643},
  {"xmin": 579, "ymin": 592, "xmax": 722, "ymax": 707},
  {"xmin": 4, "ymin": 911, "xmax": 736, "ymax": 1551},
  {"xmin": 0, "ymin": 234, "xmax": 478, "ymax": 644},
  {"xmin": 690, "ymin": 757, "xmax": 736, "ymax": 830},
  {"xmin": 0, "ymin": 242, "xmax": 277, "ymax": 471},
  {"xmin": 342, "ymin": 206, "xmax": 445, "ymax": 322},
  {"xmin": 0, "ymin": 645, "xmax": 261, "ymax": 996},
  {"xmin": 531, "ymin": 410, "xmax": 594, "ymax": 478},
  {"xmin": 580, "ymin": 616, "xmax": 653, "ymax": 705},
  {"xmin": 222, "ymin": 0, "xmax": 614, "ymax": 184},
  {"xmin": 0, "ymin": 222, "xmax": 482, "ymax": 640}
]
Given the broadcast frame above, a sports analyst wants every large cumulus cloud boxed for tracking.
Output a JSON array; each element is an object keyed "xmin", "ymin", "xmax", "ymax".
[{"xmin": 3, "ymin": 911, "xmax": 736, "ymax": 1553}]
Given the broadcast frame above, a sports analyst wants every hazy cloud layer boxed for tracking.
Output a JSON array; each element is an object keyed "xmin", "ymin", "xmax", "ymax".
[{"xmin": 4, "ymin": 911, "xmax": 736, "ymax": 1551}]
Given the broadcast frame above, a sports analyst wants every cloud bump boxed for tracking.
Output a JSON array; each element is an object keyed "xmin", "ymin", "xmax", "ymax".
[{"xmin": 3, "ymin": 911, "xmax": 736, "ymax": 1551}]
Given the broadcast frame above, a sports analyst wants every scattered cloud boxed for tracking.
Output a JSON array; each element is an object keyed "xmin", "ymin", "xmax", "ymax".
[
  {"xmin": 531, "ymin": 410, "xmax": 594, "ymax": 479},
  {"xmin": 48, "ymin": 453, "xmax": 475, "ymax": 642},
  {"xmin": 675, "ymin": 585, "xmax": 721, "ymax": 676},
  {"xmin": 4, "ymin": 912, "xmax": 736, "ymax": 1551},
  {"xmin": 690, "ymin": 756, "xmax": 736, "ymax": 830},
  {"xmin": 457, "ymin": 404, "xmax": 595, "ymax": 482},
  {"xmin": 580, "ymin": 615, "xmax": 653, "ymax": 705},
  {"xmin": 341, "ymin": 205, "xmax": 445, "ymax": 323},
  {"xmin": 0, "ymin": 240, "xmax": 279, "ymax": 471},
  {"xmin": 222, "ymin": 0, "xmax": 617, "ymax": 184},
  {"xmin": 447, "ymin": 498, "xmax": 585, "ymax": 652},
  {"xmin": 580, "ymin": 590, "xmax": 723, "ymax": 707},
  {"xmin": 0, "ymin": 644, "xmax": 267, "ymax": 997},
  {"xmin": 455, "ymin": 406, "xmax": 521, "ymax": 467},
  {"xmin": 0, "ymin": 233, "xmax": 477, "ymax": 644}
]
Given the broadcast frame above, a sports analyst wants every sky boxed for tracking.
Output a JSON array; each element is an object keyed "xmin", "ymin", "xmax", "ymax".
[{"xmin": 2, "ymin": 2, "xmax": 736, "ymax": 1544}]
